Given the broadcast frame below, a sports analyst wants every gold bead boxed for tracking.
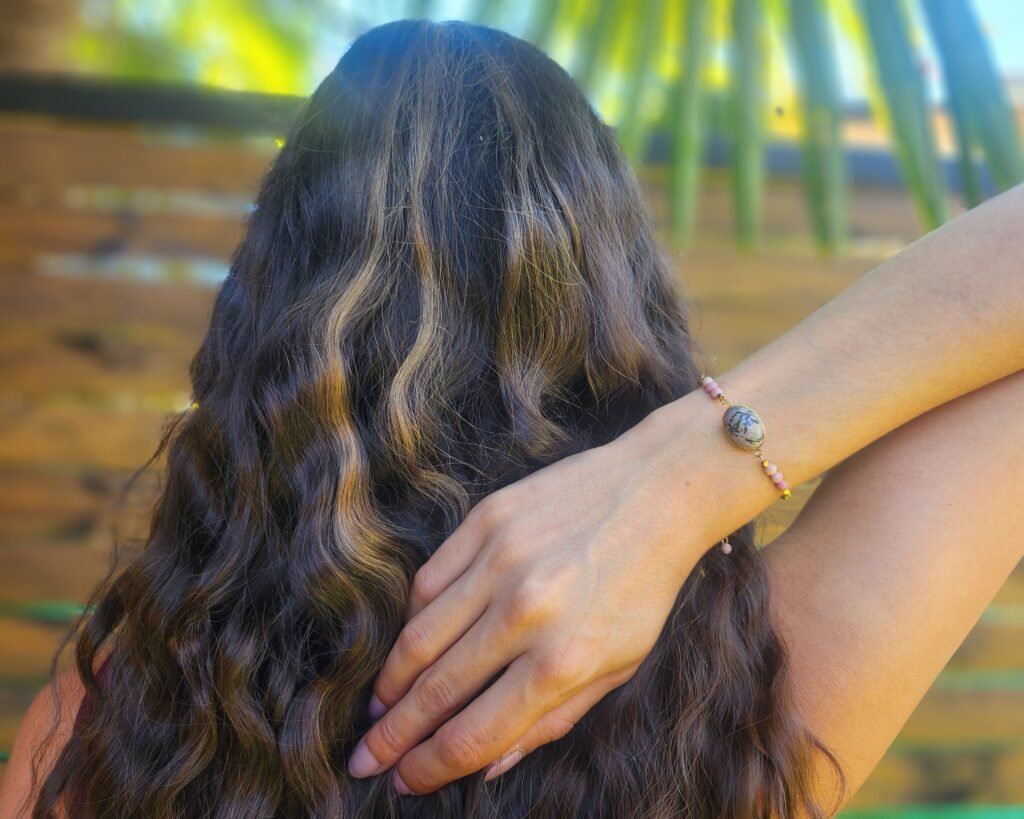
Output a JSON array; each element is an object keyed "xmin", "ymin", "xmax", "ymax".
[
  {"xmin": 761, "ymin": 459, "xmax": 769, "ymax": 467},
  {"xmin": 782, "ymin": 489, "xmax": 791, "ymax": 499}
]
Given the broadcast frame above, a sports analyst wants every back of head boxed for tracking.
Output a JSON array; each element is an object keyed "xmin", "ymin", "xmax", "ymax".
[{"xmin": 35, "ymin": 18, "xmax": 843, "ymax": 819}]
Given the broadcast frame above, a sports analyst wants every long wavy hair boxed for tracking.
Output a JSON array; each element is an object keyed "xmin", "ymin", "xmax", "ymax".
[{"xmin": 30, "ymin": 18, "xmax": 847, "ymax": 818}]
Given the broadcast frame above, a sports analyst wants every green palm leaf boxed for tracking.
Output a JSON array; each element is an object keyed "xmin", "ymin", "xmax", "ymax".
[
  {"xmin": 667, "ymin": 0, "xmax": 712, "ymax": 249},
  {"xmin": 922, "ymin": 0, "xmax": 1024, "ymax": 201},
  {"xmin": 616, "ymin": 0, "xmax": 667, "ymax": 167},
  {"xmin": 858, "ymin": 0, "xmax": 948, "ymax": 228},
  {"xmin": 53, "ymin": 2, "xmax": 1024, "ymax": 251},
  {"xmin": 728, "ymin": 0, "xmax": 768, "ymax": 248},
  {"xmin": 785, "ymin": 0, "xmax": 848, "ymax": 252}
]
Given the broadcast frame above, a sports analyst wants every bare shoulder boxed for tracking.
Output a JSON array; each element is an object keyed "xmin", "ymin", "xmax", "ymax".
[
  {"xmin": 0, "ymin": 662, "xmax": 88, "ymax": 819},
  {"xmin": 762, "ymin": 368, "xmax": 1024, "ymax": 813}
]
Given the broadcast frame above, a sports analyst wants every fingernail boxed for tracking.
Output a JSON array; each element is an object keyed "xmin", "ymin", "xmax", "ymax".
[
  {"xmin": 369, "ymin": 694, "xmax": 388, "ymax": 720},
  {"xmin": 484, "ymin": 748, "xmax": 525, "ymax": 782},
  {"xmin": 347, "ymin": 738, "xmax": 384, "ymax": 778},
  {"xmin": 392, "ymin": 769, "xmax": 414, "ymax": 795}
]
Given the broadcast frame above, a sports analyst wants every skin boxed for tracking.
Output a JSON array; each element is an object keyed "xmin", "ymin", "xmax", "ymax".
[
  {"xmin": 0, "ymin": 648, "xmax": 111, "ymax": 819},
  {"xmin": 762, "ymin": 358, "xmax": 1024, "ymax": 810},
  {"xmin": 3, "ymin": 182, "xmax": 1024, "ymax": 813},
  {"xmin": 346, "ymin": 180, "xmax": 1024, "ymax": 797}
]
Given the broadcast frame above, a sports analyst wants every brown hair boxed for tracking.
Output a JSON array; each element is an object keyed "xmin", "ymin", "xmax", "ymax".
[{"xmin": 31, "ymin": 18, "xmax": 846, "ymax": 818}]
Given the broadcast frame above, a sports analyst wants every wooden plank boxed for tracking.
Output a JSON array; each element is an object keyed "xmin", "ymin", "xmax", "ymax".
[
  {"xmin": 0, "ymin": 203, "xmax": 245, "ymax": 259},
  {"xmin": 0, "ymin": 268, "xmax": 209, "ymax": 401},
  {"xmin": 0, "ymin": 463, "xmax": 156, "ymax": 552},
  {"xmin": 643, "ymin": 168, "xmax": 935, "ymax": 248},
  {"xmin": 0, "ymin": 618, "xmax": 70, "ymax": 678},
  {"xmin": 992, "ymin": 569, "xmax": 1024, "ymax": 606},
  {"xmin": 0, "ymin": 114, "xmax": 274, "ymax": 195},
  {"xmin": 0, "ymin": 468, "xmax": 117, "ymax": 548},
  {"xmin": 948, "ymin": 613, "xmax": 1024, "ymax": 670},
  {"xmin": 0, "ymin": 540, "xmax": 129, "ymax": 604},
  {"xmin": 0, "ymin": 403, "xmax": 175, "ymax": 470},
  {"xmin": 0, "ymin": 266, "xmax": 213, "ymax": 328},
  {"xmin": 850, "ymin": 743, "xmax": 1024, "ymax": 805},
  {"xmin": 673, "ymin": 242, "xmax": 872, "ymax": 371},
  {"xmin": 842, "ymin": 806, "xmax": 1024, "ymax": 817},
  {"xmin": 0, "ymin": 72, "xmax": 304, "ymax": 133},
  {"xmin": 892, "ymin": 687, "xmax": 1024, "ymax": 745}
]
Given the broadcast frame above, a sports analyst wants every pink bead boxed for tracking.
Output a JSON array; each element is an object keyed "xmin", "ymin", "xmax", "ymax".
[
  {"xmin": 776, "ymin": 480, "xmax": 788, "ymax": 491},
  {"xmin": 702, "ymin": 380, "xmax": 717, "ymax": 392},
  {"xmin": 764, "ymin": 462, "xmax": 778, "ymax": 476},
  {"xmin": 701, "ymin": 376, "xmax": 714, "ymax": 386},
  {"xmin": 720, "ymin": 540, "xmax": 733, "ymax": 554},
  {"xmin": 710, "ymin": 385, "xmax": 723, "ymax": 397},
  {"xmin": 771, "ymin": 471, "xmax": 785, "ymax": 485}
]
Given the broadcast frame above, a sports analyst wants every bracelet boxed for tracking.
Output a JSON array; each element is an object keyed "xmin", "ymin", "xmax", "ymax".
[{"xmin": 699, "ymin": 375, "xmax": 791, "ymax": 504}]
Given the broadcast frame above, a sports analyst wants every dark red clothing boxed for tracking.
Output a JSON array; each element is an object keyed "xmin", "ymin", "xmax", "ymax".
[
  {"xmin": 72, "ymin": 654, "xmax": 113, "ymax": 729},
  {"xmin": 68, "ymin": 654, "xmax": 114, "ymax": 817}
]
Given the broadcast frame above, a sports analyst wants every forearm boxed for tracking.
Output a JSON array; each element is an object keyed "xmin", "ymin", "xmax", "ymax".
[{"xmin": 620, "ymin": 182, "xmax": 1024, "ymax": 561}]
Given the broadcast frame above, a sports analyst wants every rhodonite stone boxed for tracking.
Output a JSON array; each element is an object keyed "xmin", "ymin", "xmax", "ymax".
[{"xmin": 723, "ymin": 405, "xmax": 765, "ymax": 451}]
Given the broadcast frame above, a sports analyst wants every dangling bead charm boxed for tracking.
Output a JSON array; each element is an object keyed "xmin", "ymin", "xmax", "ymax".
[{"xmin": 719, "ymin": 538, "xmax": 733, "ymax": 555}]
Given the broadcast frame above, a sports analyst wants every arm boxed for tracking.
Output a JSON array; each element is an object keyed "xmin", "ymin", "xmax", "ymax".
[
  {"xmin": 629, "ymin": 178, "xmax": 1024, "ymax": 541},
  {"xmin": 0, "ymin": 665, "xmax": 82, "ymax": 819},
  {"xmin": 347, "ymin": 183, "xmax": 1024, "ymax": 795},
  {"xmin": 763, "ymin": 366, "xmax": 1024, "ymax": 811}
]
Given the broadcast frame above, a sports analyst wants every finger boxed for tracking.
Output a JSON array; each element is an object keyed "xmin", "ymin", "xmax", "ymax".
[
  {"xmin": 483, "ymin": 667, "xmax": 636, "ymax": 782},
  {"xmin": 392, "ymin": 653, "xmax": 585, "ymax": 795},
  {"xmin": 405, "ymin": 507, "xmax": 487, "ymax": 619},
  {"xmin": 349, "ymin": 606, "xmax": 520, "ymax": 779},
  {"xmin": 372, "ymin": 567, "xmax": 489, "ymax": 713}
]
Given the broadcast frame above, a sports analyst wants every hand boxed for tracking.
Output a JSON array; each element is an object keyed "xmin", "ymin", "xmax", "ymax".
[{"xmin": 345, "ymin": 419, "xmax": 711, "ymax": 795}]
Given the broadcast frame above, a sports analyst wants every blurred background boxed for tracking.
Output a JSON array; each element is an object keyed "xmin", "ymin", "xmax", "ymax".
[{"xmin": 1, "ymin": 0, "xmax": 1023, "ymax": 814}]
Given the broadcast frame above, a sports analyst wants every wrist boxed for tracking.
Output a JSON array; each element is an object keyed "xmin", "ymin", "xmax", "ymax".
[{"xmin": 613, "ymin": 387, "xmax": 784, "ymax": 559}]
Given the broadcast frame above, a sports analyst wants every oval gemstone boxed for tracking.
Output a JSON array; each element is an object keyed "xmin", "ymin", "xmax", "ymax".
[{"xmin": 722, "ymin": 405, "xmax": 766, "ymax": 451}]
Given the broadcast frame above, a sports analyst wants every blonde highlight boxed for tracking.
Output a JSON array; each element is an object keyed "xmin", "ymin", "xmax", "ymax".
[{"xmin": 31, "ymin": 18, "xmax": 846, "ymax": 819}]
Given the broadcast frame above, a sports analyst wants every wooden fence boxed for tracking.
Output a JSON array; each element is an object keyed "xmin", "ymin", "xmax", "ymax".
[{"xmin": 0, "ymin": 76, "xmax": 1021, "ymax": 812}]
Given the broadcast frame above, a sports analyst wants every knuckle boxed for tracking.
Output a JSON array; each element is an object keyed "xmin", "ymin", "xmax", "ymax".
[
  {"xmin": 503, "ymin": 579, "xmax": 555, "ymax": 629},
  {"xmin": 615, "ymin": 663, "xmax": 641, "ymax": 686},
  {"xmin": 394, "ymin": 761, "xmax": 429, "ymax": 796},
  {"xmin": 474, "ymin": 491, "xmax": 510, "ymax": 528},
  {"xmin": 531, "ymin": 650, "xmax": 585, "ymax": 693},
  {"xmin": 434, "ymin": 724, "xmax": 484, "ymax": 771},
  {"xmin": 541, "ymin": 715, "xmax": 577, "ymax": 744},
  {"xmin": 483, "ymin": 539, "xmax": 518, "ymax": 576},
  {"xmin": 397, "ymin": 618, "xmax": 434, "ymax": 666},
  {"xmin": 370, "ymin": 714, "xmax": 405, "ymax": 760},
  {"xmin": 563, "ymin": 644, "xmax": 600, "ymax": 681},
  {"xmin": 416, "ymin": 671, "xmax": 459, "ymax": 717},
  {"xmin": 410, "ymin": 566, "xmax": 439, "ymax": 605},
  {"xmin": 501, "ymin": 590, "xmax": 531, "ymax": 629},
  {"xmin": 374, "ymin": 676, "xmax": 398, "ymax": 706}
]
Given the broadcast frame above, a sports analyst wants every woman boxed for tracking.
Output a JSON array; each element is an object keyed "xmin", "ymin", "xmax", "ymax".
[{"xmin": 2, "ymin": 17, "xmax": 1023, "ymax": 819}]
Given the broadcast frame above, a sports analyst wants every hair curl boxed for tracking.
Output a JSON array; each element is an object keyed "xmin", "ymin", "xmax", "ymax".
[{"xmin": 30, "ymin": 18, "xmax": 846, "ymax": 818}]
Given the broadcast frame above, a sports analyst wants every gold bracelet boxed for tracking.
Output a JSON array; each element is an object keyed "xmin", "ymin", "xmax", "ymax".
[{"xmin": 699, "ymin": 375, "xmax": 791, "ymax": 501}]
